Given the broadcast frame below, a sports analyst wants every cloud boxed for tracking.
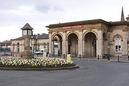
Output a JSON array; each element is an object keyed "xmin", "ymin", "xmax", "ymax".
[
  {"xmin": 0, "ymin": 0, "xmax": 129, "ymax": 41},
  {"xmin": 35, "ymin": 5, "xmax": 51, "ymax": 13}
]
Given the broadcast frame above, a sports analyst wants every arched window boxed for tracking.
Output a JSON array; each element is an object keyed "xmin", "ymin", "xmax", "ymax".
[{"xmin": 114, "ymin": 35, "xmax": 122, "ymax": 52}]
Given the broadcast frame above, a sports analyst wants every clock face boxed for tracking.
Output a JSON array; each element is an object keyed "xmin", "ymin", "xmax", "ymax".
[{"xmin": 23, "ymin": 30, "xmax": 27, "ymax": 35}]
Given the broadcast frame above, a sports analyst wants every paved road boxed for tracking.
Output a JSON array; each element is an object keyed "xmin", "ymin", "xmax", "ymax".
[{"xmin": 0, "ymin": 59, "xmax": 129, "ymax": 86}]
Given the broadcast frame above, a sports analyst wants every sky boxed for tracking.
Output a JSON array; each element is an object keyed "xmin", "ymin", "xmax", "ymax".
[{"xmin": 0, "ymin": 0, "xmax": 129, "ymax": 42}]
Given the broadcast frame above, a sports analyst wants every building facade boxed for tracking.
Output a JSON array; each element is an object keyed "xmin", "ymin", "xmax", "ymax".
[
  {"xmin": 47, "ymin": 11, "xmax": 129, "ymax": 58},
  {"xmin": 11, "ymin": 33, "xmax": 49, "ymax": 57},
  {"xmin": 10, "ymin": 23, "xmax": 49, "ymax": 57}
]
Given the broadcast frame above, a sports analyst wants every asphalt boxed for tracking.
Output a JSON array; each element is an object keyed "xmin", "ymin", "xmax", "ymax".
[{"xmin": 0, "ymin": 58, "xmax": 129, "ymax": 86}]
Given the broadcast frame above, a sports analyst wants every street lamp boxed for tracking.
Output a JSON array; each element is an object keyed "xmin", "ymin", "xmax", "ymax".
[
  {"xmin": 32, "ymin": 34, "xmax": 38, "ymax": 57},
  {"xmin": 21, "ymin": 23, "xmax": 33, "ymax": 59}
]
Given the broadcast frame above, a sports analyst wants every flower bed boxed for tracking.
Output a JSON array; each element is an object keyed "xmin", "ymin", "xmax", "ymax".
[{"xmin": 0, "ymin": 57, "xmax": 77, "ymax": 70}]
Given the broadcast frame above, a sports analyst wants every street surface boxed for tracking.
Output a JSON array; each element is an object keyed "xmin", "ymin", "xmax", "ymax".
[{"xmin": 0, "ymin": 58, "xmax": 129, "ymax": 86}]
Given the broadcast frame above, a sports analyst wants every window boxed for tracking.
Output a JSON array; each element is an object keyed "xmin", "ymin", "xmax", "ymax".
[{"xmin": 114, "ymin": 35, "xmax": 122, "ymax": 52}]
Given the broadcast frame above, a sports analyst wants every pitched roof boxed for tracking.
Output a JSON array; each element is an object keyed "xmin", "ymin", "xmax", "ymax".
[
  {"xmin": 21, "ymin": 23, "xmax": 33, "ymax": 30},
  {"xmin": 110, "ymin": 21, "xmax": 129, "ymax": 26},
  {"xmin": 46, "ymin": 19, "xmax": 129, "ymax": 28},
  {"xmin": 11, "ymin": 37, "xmax": 24, "ymax": 41},
  {"xmin": 36, "ymin": 33, "xmax": 49, "ymax": 39},
  {"xmin": 46, "ymin": 19, "xmax": 110, "ymax": 28},
  {"xmin": 11, "ymin": 33, "xmax": 49, "ymax": 41}
]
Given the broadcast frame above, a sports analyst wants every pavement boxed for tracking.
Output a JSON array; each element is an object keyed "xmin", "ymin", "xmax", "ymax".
[{"xmin": 0, "ymin": 58, "xmax": 129, "ymax": 86}]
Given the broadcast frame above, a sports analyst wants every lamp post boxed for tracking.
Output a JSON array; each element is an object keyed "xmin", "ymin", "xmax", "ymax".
[{"xmin": 21, "ymin": 23, "xmax": 33, "ymax": 59}]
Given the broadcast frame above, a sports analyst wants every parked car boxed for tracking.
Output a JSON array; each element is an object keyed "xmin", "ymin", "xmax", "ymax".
[{"xmin": 34, "ymin": 50, "xmax": 43, "ymax": 55}]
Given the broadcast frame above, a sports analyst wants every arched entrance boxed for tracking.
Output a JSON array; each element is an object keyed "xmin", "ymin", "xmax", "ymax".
[
  {"xmin": 52, "ymin": 34, "xmax": 62, "ymax": 56},
  {"xmin": 84, "ymin": 32, "xmax": 96, "ymax": 58},
  {"xmin": 68, "ymin": 33, "xmax": 78, "ymax": 57}
]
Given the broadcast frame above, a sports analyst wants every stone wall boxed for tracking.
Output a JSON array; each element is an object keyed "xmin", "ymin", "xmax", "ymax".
[{"xmin": 108, "ymin": 25, "xmax": 129, "ymax": 56}]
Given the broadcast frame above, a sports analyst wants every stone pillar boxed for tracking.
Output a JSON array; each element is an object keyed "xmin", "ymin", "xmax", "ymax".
[
  {"xmin": 49, "ymin": 33, "xmax": 53, "ymax": 57},
  {"xmin": 78, "ymin": 31, "xmax": 83, "ymax": 57},
  {"xmin": 82, "ymin": 38, "xmax": 85, "ymax": 58},
  {"xmin": 65, "ymin": 40, "xmax": 68, "ymax": 55},
  {"xmin": 23, "ymin": 35, "xmax": 32, "ymax": 59},
  {"xmin": 96, "ymin": 31, "xmax": 103, "ymax": 58},
  {"xmin": 62, "ymin": 32, "xmax": 66, "ymax": 57},
  {"xmin": 58, "ymin": 42, "xmax": 60, "ymax": 53}
]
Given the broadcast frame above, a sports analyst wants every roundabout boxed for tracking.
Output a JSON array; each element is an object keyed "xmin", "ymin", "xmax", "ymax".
[
  {"xmin": 1, "ymin": 58, "xmax": 129, "ymax": 86},
  {"xmin": 0, "ymin": 57, "xmax": 79, "ymax": 71}
]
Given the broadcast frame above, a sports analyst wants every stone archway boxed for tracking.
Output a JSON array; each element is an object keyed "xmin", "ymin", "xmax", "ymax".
[
  {"xmin": 84, "ymin": 32, "xmax": 96, "ymax": 58},
  {"xmin": 52, "ymin": 34, "xmax": 62, "ymax": 56},
  {"xmin": 68, "ymin": 33, "xmax": 78, "ymax": 57}
]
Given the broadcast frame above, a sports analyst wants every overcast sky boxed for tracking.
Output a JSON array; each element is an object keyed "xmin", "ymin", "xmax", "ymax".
[{"xmin": 0, "ymin": 0, "xmax": 129, "ymax": 41}]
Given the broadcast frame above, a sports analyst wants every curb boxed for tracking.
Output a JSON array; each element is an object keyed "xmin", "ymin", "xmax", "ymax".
[{"xmin": 0, "ymin": 65, "xmax": 79, "ymax": 71}]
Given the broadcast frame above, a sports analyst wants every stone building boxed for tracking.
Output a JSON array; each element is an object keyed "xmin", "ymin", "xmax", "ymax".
[
  {"xmin": 11, "ymin": 23, "xmax": 49, "ymax": 57},
  {"xmin": 47, "ymin": 8, "xmax": 129, "ymax": 58}
]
